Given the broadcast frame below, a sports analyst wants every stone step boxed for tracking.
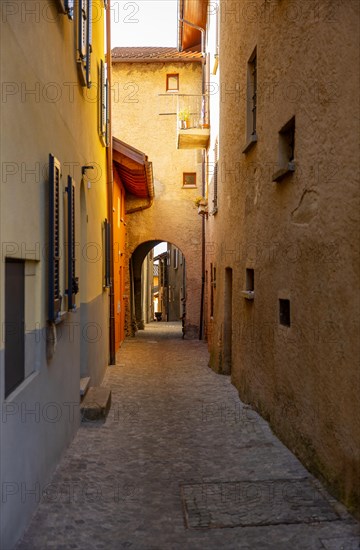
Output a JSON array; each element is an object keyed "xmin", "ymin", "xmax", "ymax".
[
  {"xmin": 80, "ymin": 377, "xmax": 91, "ymax": 397},
  {"xmin": 80, "ymin": 387, "xmax": 111, "ymax": 421}
]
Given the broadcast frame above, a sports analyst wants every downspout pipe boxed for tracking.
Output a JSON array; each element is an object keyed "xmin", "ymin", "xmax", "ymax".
[
  {"xmin": 199, "ymin": 150, "xmax": 206, "ymax": 340},
  {"xmin": 178, "ymin": 18, "xmax": 206, "ymax": 57},
  {"xmin": 106, "ymin": 4, "xmax": 115, "ymax": 365}
]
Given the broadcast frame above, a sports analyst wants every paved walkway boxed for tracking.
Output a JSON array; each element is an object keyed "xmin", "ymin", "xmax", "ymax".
[{"xmin": 16, "ymin": 323, "xmax": 359, "ymax": 549}]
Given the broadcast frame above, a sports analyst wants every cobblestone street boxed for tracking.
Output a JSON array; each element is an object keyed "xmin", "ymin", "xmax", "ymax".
[{"xmin": 16, "ymin": 323, "xmax": 359, "ymax": 550}]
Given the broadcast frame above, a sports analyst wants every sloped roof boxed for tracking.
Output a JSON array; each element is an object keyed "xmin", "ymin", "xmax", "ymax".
[
  {"xmin": 111, "ymin": 47, "xmax": 203, "ymax": 63},
  {"xmin": 113, "ymin": 138, "xmax": 154, "ymax": 199}
]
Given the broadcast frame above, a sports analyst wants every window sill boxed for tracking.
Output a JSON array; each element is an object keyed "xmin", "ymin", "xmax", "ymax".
[
  {"xmin": 272, "ymin": 161, "xmax": 295, "ymax": 183},
  {"xmin": 241, "ymin": 290, "xmax": 255, "ymax": 300},
  {"xmin": 242, "ymin": 133, "xmax": 258, "ymax": 154}
]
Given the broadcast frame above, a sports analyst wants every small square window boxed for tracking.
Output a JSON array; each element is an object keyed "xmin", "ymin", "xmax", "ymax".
[
  {"xmin": 183, "ymin": 173, "xmax": 196, "ymax": 188},
  {"xmin": 166, "ymin": 74, "xmax": 179, "ymax": 92},
  {"xmin": 272, "ymin": 117, "xmax": 296, "ymax": 182}
]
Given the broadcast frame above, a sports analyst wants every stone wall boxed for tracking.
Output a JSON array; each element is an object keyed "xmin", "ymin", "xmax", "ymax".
[{"xmin": 205, "ymin": 0, "xmax": 360, "ymax": 514}]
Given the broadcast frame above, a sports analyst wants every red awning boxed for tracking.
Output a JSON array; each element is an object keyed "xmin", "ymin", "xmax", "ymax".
[{"xmin": 113, "ymin": 137, "xmax": 154, "ymax": 199}]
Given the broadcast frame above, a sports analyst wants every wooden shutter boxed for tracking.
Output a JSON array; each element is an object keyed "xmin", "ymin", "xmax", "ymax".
[
  {"xmin": 213, "ymin": 139, "xmax": 218, "ymax": 211},
  {"xmin": 100, "ymin": 59, "xmax": 106, "ymax": 138},
  {"xmin": 104, "ymin": 219, "xmax": 111, "ymax": 288},
  {"xmin": 86, "ymin": 0, "xmax": 92, "ymax": 88},
  {"xmin": 105, "ymin": 71, "xmax": 110, "ymax": 146},
  {"xmin": 100, "ymin": 60, "xmax": 110, "ymax": 146},
  {"xmin": 66, "ymin": 176, "xmax": 78, "ymax": 311},
  {"xmin": 78, "ymin": 0, "xmax": 86, "ymax": 60},
  {"xmin": 49, "ymin": 154, "xmax": 61, "ymax": 322}
]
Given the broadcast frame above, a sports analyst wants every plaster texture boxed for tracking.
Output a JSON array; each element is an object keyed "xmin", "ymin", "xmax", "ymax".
[
  {"xmin": 112, "ymin": 60, "xmax": 204, "ymax": 338},
  {"xmin": 205, "ymin": 0, "xmax": 360, "ymax": 515}
]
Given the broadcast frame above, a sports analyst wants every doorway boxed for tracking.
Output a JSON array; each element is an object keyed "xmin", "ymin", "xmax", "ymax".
[{"xmin": 5, "ymin": 259, "xmax": 25, "ymax": 397}]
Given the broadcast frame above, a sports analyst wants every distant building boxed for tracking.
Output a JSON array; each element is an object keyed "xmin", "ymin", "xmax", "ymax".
[
  {"xmin": 111, "ymin": 46, "xmax": 205, "ymax": 338},
  {"xmin": 150, "ymin": 244, "xmax": 186, "ymax": 322}
]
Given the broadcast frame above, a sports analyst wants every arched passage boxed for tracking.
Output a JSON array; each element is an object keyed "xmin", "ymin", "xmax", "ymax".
[{"xmin": 128, "ymin": 239, "xmax": 197, "ymax": 338}]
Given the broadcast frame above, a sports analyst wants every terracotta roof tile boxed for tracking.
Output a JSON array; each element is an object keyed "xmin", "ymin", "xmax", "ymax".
[{"xmin": 111, "ymin": 47, "xmax": 203, "ymax": 63}]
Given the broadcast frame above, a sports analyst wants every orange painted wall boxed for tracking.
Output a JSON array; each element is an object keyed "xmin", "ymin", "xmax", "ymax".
[{"xmin": 113, "ymin": 169, "xmax": 126, "ymax": 351}]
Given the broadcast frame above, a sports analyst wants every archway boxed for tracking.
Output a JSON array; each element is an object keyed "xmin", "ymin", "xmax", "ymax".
[{"xmin": 129, "ymin": 240, "xmax": 187, "ymax": 338}]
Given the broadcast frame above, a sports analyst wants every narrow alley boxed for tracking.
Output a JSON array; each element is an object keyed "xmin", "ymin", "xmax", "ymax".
[{"xmin": 16, "ymin": 324, "xmax": 359, "ymax": 550}]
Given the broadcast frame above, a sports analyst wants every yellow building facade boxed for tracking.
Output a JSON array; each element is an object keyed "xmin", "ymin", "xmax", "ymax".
[
  {"xmin": 0, "ymin": 1, "xmax": 111, "ymax": 546},
  {"xmin": 111, "ymin": 48, "xmax": 204, "ymax": 338}
]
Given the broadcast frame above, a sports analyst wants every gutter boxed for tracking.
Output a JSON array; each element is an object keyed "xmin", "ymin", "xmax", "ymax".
[
  {"xmin": 126, "ymin": 197, "xmax": 154, "ymax": 215},
  {"xmin": 125, "ymin": 162, "xmax": 154, "ymax": 214}
]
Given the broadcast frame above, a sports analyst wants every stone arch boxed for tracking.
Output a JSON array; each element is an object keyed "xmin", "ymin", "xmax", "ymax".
[{"xmin": 126, "ymin": 237, "xmax": 201, "ymax": 339}]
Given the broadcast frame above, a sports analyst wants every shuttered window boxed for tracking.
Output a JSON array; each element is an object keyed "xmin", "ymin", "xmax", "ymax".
[
  {"xmin": 66, "ymin": 177, "xmax": 78, "ymax": 311},
  {"xmin": 99, "ymin": 59, "xmax": 110, "ymax": 146},
  {"xmin": 49, "ymin": 154, "xmax": 62, "ymax": 322},
  {"xmin": 57, "ymin": 0, "xmax": 74, "ymax": 18},
  {"xmin": 77, "ymin": 0, "xmax": 92, "ymax": 88},
  {"xmin": 104, "ymin": 219, "xmax": 111, "ymax": 288}
]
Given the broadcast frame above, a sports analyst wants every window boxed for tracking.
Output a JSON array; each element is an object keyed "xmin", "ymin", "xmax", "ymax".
[
  {"xmin": 243, "ymin": 48, "xmax": 258, "ymax": 153},
  {"xmin": 166, "ymin": 74, "xmax": 179, "ymax": 92},
  {"xmin": 66, "ymin": 176, "xmax": 78, "ymax": 310},
  {"xmin": 210, "ymin": 264, "xmax": 216, "ymax": 318},
  {"xmin": 279, "ymin": 299, "xmax": 291, "ymax": 327},
  {"xmin": 99, "ymin": 59, "xmax": 110, "ymax": 146},
  {"xmin": 49, "ymin": 154, "xmax": 62, "ymax": 322},
  {"xmin": 246, "ymin": 268, "xmax": 254, "ymax": 291},
  {"xmin": 183, "ymin": 172, "xmax": 196, "ymax": 188},
  {"xmin": 272, "ymin": 116, "xmax": 296, "ymax": 182},
  {"xmin": 57, "ymin": 0, "xmax": 74, "ymax": 18},
  {"xmin": 103, "ymin": 219, "xmax": 111, "ymax": 288},
  {"xmin": 212, "ymin": 139, "xmax": 218, "ymax": 213},
  {"xmin": 5, "ymin": 259, "xmax": 25, "ymax": 398},
  {"xmin": 77, "ymin": 0, "xmax": 92, "ymax": 88},
  {"xmin": 173, "ymin": 248, "xmax": 179, "ymax": 269},
  {"xmin": 49, "ymin": 155, "xmax": 78, "ymax": 322}
]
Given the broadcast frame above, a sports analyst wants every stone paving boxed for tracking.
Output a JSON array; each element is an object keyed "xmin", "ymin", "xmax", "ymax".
[{"xmin": 16, "ymin": 322, "xmax": 359, "ymax": 549}]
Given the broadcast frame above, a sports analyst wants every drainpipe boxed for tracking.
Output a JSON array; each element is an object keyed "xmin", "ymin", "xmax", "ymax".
[
  {"xmin": 199, "ymin": 150, "xmax": 206, "ymax": 340},
  {"xmin": 178, "ymin": 18, "xmax": 206, "ymax": 57},
  {"xmin": 178, "ymin": 17, "xmax": 206, "ymax": 93},
  {"xmin": 106, "ymin": 4, "xmax": 115, "ymax": 364}
]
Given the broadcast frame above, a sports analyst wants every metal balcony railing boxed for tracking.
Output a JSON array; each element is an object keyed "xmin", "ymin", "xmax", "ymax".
[{"xmin": 177, "ymin": 94, "xmax": 209, "ymax": 130}]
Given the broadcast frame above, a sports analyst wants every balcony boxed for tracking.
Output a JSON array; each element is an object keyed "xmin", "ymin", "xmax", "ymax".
[{"xmin": 177, "ymin": 94, "xmax": 210, "ymax": 150}]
